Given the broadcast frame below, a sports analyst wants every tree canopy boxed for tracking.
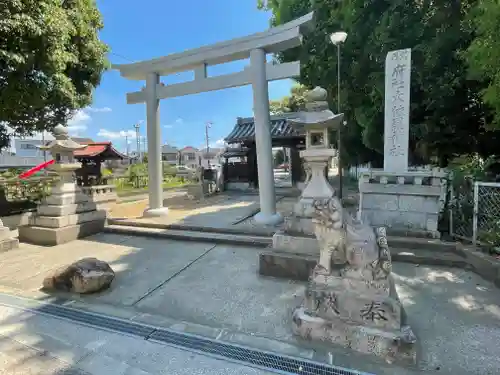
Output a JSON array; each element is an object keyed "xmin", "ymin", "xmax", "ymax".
[
  {"xmin": 465, "ymin": 0, "xmax": 500, "ymax": 128},
  {"xmin": 0, "ymin": 0, "xmax": 109, "ymax": 150},
  {"xmin": 258, "ymin": 0, "xmax": 500, "ymax": 167},
  {"xmin": 270, "ymin": 84, "xmax": 307, "ymax": 114}
]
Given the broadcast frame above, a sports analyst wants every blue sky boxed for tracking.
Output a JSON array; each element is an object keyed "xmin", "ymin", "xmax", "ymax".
[{"xmin": 67, "ymin": 0, "xmax": 295, "ymax": 152}]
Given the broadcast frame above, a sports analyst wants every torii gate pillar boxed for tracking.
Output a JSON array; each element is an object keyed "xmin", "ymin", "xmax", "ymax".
[{"xmin": 250, "ymin": 48, "xmax": 281, "ymax": 225}]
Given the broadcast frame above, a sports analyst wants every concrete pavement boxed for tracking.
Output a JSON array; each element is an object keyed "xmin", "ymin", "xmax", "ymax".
[
  {"xmin": 0, "ymin": 303, "xmax": 275, "ymax": 375},
  {"xmin": 0, "ymin": 234, "xmax": 499, "ymax": 374}
]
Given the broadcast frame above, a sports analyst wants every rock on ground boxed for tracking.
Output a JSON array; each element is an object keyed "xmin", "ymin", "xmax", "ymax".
[{"xmin": 42, "ymin": 257, "xmax": 115, "ymax": 294}]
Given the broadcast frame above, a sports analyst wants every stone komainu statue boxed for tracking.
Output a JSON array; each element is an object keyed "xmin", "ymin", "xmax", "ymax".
[{"xmin": 311, "ymin": 197, "xmax": 392, "ymax": 281}]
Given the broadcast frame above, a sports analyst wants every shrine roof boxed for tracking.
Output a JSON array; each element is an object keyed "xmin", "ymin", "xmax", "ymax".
[
  {"xmin": 224, "ymin": 114, "xmax": 304, "ymax": 144},
  {"xmin": 73, "ymin": 142, "xmax": 126, "ymax": 160}
]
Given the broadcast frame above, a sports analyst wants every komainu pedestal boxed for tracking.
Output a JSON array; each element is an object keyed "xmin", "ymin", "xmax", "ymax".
[{"xmin": 292, "ymin": 198, "xmax": 418, "ymax": 365}]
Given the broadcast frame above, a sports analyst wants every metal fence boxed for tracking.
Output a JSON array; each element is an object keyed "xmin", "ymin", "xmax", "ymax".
[{"xmin": 450, "ymin": 180, "xmax": 500, "ymax": 246}]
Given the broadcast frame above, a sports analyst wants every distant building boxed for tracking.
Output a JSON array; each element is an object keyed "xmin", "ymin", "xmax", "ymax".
[
  {"xmin": 198, "ymin": 147, "xmax": 224, "ymax": 167},
  {"xmin": 1, "ymin": 136, "xmax": 95, "ymax": 169},
  {"xmin": 179, "ymin": 146, "xmax": 199, "ymax": 169},
  {"xmin": 161, "ymin": 144, "xmax": 179, "ymax": 165}
]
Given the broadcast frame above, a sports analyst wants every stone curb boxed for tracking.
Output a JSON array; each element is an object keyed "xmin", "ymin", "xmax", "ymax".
[
  {"xmin": 259, "ymin": 247, "xmax": 500, "ymax": 287},
  {"xmin": 107, "ymin": 218, "xmax": 277, "ymax": 237},
  {"xmin": 104, "ymin": 225, "xmax": 272, "ymax": 248},
  {"xmin": 106, "ymin": 220, "xmax": 459, "ymax": 252}
]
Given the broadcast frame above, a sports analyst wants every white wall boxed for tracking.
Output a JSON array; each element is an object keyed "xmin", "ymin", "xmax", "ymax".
[
  {"xmin": 0, "ymin": 154, "xmax": 45, "ymax": 168},
  {"xmin": 14, "ymin": 139, "xmax": 46, "ymax": 158}
]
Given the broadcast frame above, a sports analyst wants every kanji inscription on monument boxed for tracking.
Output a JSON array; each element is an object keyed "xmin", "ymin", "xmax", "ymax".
[{"xmin": 383, "ymin": 48, "xmax": 411, "ymax": 172}]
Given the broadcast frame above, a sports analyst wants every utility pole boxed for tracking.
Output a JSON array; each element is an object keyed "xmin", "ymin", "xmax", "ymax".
[
  {"xmin": 205, "ymin": 121, "xmax": 212, "ymax": 167},
  {"xmin": 134, "ymin": 123, "xmax": 141, "ymax": 163},
  {"xmin": 41, "ymin": 131, "xmax": 47, "ymax": 163},
  {"xmin": 125, "ymin": 135, "xmax": 129, "ymax": 157},
  {"xmin": 142, "ymin": 136, "xmax": 147, "ymax": 161}
]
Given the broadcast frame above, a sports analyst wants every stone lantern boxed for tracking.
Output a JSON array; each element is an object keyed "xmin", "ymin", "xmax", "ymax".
[
  {"xmin": 270, "ymin": 86, "xmax": 344, "ymax": 256},
  {"xmin": 40, "ymin": 125, "xmax": 86, "ymax": 195},
  {"xmin": 288, "ymin": 86, "xmax": 344, "ymax": 217},
  {"xmin": 19, "ymin": 125, "xmax": 107, "ymax": 246}
]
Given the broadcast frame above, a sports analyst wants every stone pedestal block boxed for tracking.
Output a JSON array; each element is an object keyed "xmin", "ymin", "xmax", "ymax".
[
  {"xmin": 19, "ymin": 219, "xmax": 105, "ymax": 246},
  {"xmin": 292, "ymin": 307, "xmax": 417, "ymax": 365},
  {"xmin": 358, "ymin": 169, "xmax": 447, "ymax": 238},
  {"xmin": 0, "ymin": 221, "xmax": 19, "ymax": 252}
]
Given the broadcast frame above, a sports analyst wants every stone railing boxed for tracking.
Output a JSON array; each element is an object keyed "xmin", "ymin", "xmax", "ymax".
[
  {"xmin": 357, "ymin": 168, "xmax": 448, "ymax": 238},
  {"xmin": 80, "ymin": 184, "xmax": 117, "ymax": 205}
]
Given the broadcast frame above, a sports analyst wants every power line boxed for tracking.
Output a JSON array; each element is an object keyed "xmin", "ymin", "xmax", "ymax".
[{"xmin": 108, "ymin": 51, "xmax": 135, "ymax": 63}]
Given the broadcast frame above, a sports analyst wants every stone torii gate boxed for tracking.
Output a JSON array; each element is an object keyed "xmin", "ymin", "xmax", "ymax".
[{"xmin": 113, "ymin": 12, "xmax": 314, "ymax": 224}]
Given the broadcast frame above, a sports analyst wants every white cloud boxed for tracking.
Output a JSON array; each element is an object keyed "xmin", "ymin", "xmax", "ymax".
[
  {"xmin": 97, "ymin": 129, "xmax": 135, "ymax": 139},
  {"xmin": 164, "ymin": 118, "xmax": 183, "ymax": 129},
  {"xmin": 210, "ymin": 138, "xmax": 226, "ymax": 148},
  {"xmin": 87, "ymin": 107, "xmax": 112, "ymax": 113},
  {"xmin": 66, "ymin": 109, "xmax": 92, "ymax": 135}
]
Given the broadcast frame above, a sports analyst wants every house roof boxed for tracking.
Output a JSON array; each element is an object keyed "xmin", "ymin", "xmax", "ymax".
[
  {"xmin": 73, "ymin": 142, "xmax": 126, "ymax": 160},
  {"xmin": 43, "ymin": 137, "xmax": 94, "ymax": 147},
  {"xmin": 162, "ymin": 144, "xmax": 179, "ymax": 153},
  {"xmin": 199, "ymin": 147, "xmax": 224, "ymax": 153},
  {"xmin": 72, "ymin": 137, "xmax": 94, "ymax": 144},
  {"xmin": 224, "ymin": 114, "xmax": 304, "ymax": 144},
  {"xmin": 180, "ymin": 146, "xmax": 198, "ymax": 152}
]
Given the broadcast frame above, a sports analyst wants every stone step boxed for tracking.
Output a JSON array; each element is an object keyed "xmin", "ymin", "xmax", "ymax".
[
  {"xmin": 104, "ymin": 224, "xmax": 272, "ymax": 248},
  {"xmin": 259, "ymin": 247, "xmax": 468, "ymax": 282},
  {"xmin": 107, "ymin": 218, "xmax": 277, "ymax": 237},
  {"xmin": 388, "ymin": 236, "xmax": 460, "ymax": 253},
  {"xmin": 108, "ymin": 218, "xmax": 461, "ymax": 253}
]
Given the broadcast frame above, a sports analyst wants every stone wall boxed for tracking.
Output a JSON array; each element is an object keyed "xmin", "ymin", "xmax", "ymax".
[{"xmin": 357, "ymin": 169, "xmax": 447, "ymax": 238}]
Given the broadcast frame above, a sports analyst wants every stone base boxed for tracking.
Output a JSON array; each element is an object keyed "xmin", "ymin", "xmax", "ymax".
[
  {"xmin": 19, "ymin": 219, "xmax": 105, "ymax": 246},
  {"xmin": 292, "ymin": 307, "xmax": 417, "ymax": 366},
  {"xmin": 260, "ymin": 250, "xmax": 316, "ymax": 281},
  {"xmin": 30, "ymin": 210, "xmax": 106, "ymax": 228},
  {"xmin": 254, "ymin": 212, "xmax": 283, "ymax": 226},
  {"xmin": 143, "ymin": 207, "xmax": 169, "ymax": 218},
  {"xmin": 226, "ymin": 182, "xmax": 251, "ymax": 191},
  {"xmin": 272, "ymin": 232, "xmax": 318, "ymax": 256},
  {"xmin": 0, "ymin": 238, "xmax": 19, "ymax": 252},
  {"xmin": 283, "ymin": 216, "xmax": 315, "ymax": 236}
]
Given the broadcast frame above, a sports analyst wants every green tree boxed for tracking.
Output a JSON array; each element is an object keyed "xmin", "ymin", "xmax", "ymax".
[
  {"xmin": 270, "ymin": 84, "xmax": 308, "ymax": 114},
  {"xmin": 273, "ymin": 148, "xmax": 285, "ymax": 166},
  {"xmin": 258, "ymin": 0, "xmax": 495, "ymax": 167},
  {"xmin": 466, "ymin": 0, "xmax": 500, "ymax": 128},
  {"xmin": 0, "ymin": 0, "xmax": 109, "ymax": 150}
]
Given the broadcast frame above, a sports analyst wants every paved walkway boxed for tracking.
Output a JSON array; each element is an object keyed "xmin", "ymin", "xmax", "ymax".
[
  {"xmin": 0, "ymin": 234, "xmax": 499, "ymax": 375},
  {"xmin": 0, "ymin": 303, "xmax": 274, "ymax": 375}
]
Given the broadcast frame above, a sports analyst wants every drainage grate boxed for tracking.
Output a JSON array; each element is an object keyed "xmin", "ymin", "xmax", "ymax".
[
  {"xmin": 150, "ymin": 329, "xmax": 366, "ymax": 375},
  {"xmin": 34, "ymin": 303, "xmax": 155, "ymax": 337},
  {"xmin": 0, "ymin": 296, "xmax": 372, "ymax": 375}
]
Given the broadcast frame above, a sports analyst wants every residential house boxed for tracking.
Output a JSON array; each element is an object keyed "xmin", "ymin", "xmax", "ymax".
[
  {"xmin": 198, "ymin": 147, "xmax": 224, "ymax": 167},
  {"xmin": 179, "ymin": 146, "xmax": 199, "ymax": 169},
  {"xmin": 1, "ymin": 136, "xmax": 94, "ymax": 169},
  {"xmin": 161, "ymin": 144, "xmax": 179, "ymax": 165}
]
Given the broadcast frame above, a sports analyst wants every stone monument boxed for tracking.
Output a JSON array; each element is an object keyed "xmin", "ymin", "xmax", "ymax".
[
  {"xmin": 358, "ymin": 48, "xmax": 447, "ymax": 238},
  {"xmin": 19, "ymin": 125, "xmax": 107, "ymax": 246},
  {"xmin": 292, "ymin": 197, "xmax": 418, "ymax": 364},
  {"xmin": 272, "ymin": 87, "xmax": 343, "ymax": 254},
  {"xmin": 0, "ymin": 219, "xmax": 19, "ymax": 252}
]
